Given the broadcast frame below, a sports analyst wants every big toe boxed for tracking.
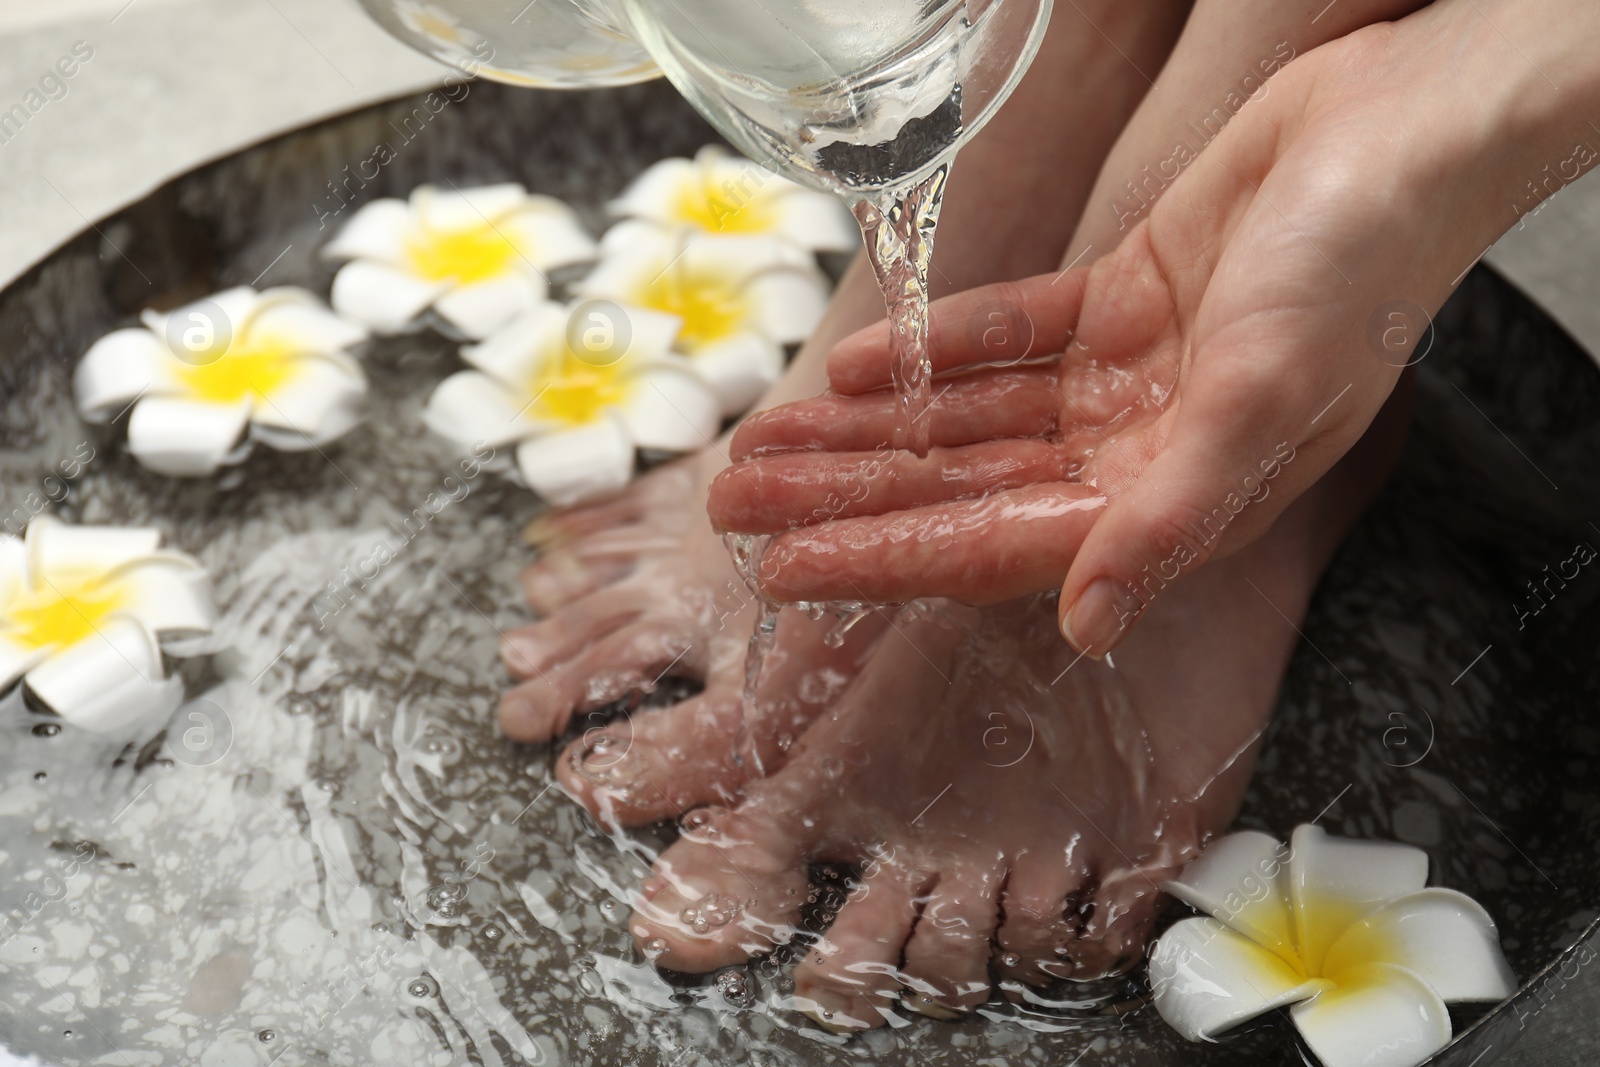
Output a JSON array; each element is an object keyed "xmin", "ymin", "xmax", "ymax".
[
  {"xmin": 558, "ymin": 689, "xmax": 746, "ymax": 828},
  {"xmin": 1059, "ymin": 870, "xmax": 1165, "ymax": 980},
  {"xmin": 791, "ymin": 863, "xmax": 923, "ymax": 1032},
  {"xmin": 630, "ymin": 805, "xmax": 808, "ymax": 974}
]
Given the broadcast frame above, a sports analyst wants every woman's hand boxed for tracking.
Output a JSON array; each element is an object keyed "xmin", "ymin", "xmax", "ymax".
[{"xmin": 709, "ymin": 0, "xmax": 1600, "ymax": 655}]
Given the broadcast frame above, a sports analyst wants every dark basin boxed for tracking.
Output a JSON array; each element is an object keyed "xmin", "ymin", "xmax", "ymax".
[{"xmin": 0, "ymin": 79, "xmax": 1594, "ymax": 1067}]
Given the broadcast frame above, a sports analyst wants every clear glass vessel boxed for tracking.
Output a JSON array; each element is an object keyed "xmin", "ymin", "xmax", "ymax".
[{"xmin": 355, "ymin": 0, "xmax": 661, "ymax": 88}]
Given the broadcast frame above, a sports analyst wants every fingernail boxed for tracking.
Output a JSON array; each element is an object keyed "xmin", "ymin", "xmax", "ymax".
[{"xmin": 1062, "ymin": 578, "xmax": 1143, "ymax": 656}]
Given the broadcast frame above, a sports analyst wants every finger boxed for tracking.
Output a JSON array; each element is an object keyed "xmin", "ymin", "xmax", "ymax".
[
  {"xmin": 755, "ymin": 483, "xmax": 1107, "ymax": 605},
  {"xmin": 710, "ymin": 439, "xmax": 1075, "ymax": 535},
  {"xmin": 729, "ymin": 366, "xmax": 1061, "ymax": 460},
  {"xmin": 826, "ymin": 273, "xmax": 1088, "ymax": 395}
]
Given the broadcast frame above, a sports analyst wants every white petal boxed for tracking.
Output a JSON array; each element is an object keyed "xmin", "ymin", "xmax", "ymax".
[
  {"xmin": 23, "ymin": 614, "xmax": 165, "ymax": 732},
  {"xmin": 321, "ymin": 198, "xmax": 412, "ymax": 264},
  {"xmin": 689, "ymin": 330, "xmax": 784, "ymax": 416},
  {"xmin": 413, "ymin": 183, "xmax": 529, "ymax": 231},
  {"xmin": 743, "ymin": 267, "xmax": 830, "ymax": 342},
  {"xmin": 330, "ymin": 260, "xmax": 449, "ymax": 333},
  {"xmin": 432, "ymin": 272, "xmax": 548, "ymax": 340},
  {"xmin": 140, "ymin": 286, "xmax": 265, "ymax": 348},
  {"xmin": 424, "ymin": 371, "xmax": 550, "ymax": 450},
  {"xmin": 1291, "ymin": 964, "xmax": 1452, "ymax": 1067},
  {"xmin": 0, "ymin": 635, "xmax": 48, "ymax": 692},
  {"xmin": 608, "ymin": 158, "xmax": 698, "ymax": 223},
  {"xmin": 247, "ymin": 354, "xmax": 368, "ymax": 448},
  {"xmin": 1149, "ymin": 917, "xmax": 1329, "ymax": 1042},
  {"xmin": 1163, "ymin": 831, "xmax": 1296, "ymax": 963},
  {"xmin": 74, "ymin": 329, "xmax": 178, "ymax": 422},
  {"xmin": 458, "ymin": 303, "xmax": 569, "ymax": 389},
  {"xmin": 608, "ymin": 304, "xmax": 683, "ymax": 368},
  {"xmin": 1289, "ymin": 824, "xmax": 1429, "ymax": 975},
  {"xmin": 766, "ymin": 188, "xmax": 859, "ymax": 251},
  {"xmin": 108, "ymin": 557, "xmax": 217, "ymax": 637},
  {"xmin": 0, "ymin": 536, "xmax": 24, "ymax": 604},
  {"xmin": 504, "ymin": 200, "xmax": 598, "ymax": 270},
  {"xmin": 516, "ymin": 418, "xmax": 634, "ymax": 506},
  {"xmin": 126, "ymin": 395, "xmax": 253, "ymax": 477},
  {"xmin": 26, "ymin": 517, "xmax": 161, "ymax": 581},
  {"xmin": 594, "ymin": 218, "xmax": 679, "ymax": 264},
  {"xmin": 617, "ymin": 364, "xmax": 721, "ymax": 452},
  {"xmin": 1323, "ymin": 888, "xmax": 1515, "ymax": 1002},
  {"xmin": 251, "ymin": 292, "xmax": 368, "ymax": 353}
]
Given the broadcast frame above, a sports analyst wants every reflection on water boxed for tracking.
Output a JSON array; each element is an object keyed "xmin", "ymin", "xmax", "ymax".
[{"xmin": 0, "ymin": 81, "xmax": 1596, "ymax": 1067}]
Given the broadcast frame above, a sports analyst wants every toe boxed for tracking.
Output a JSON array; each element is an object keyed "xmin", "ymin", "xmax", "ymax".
[
  {"xmin": 791, "ymin": 861, "xmax": 923, "ymax": 1032},
  {"xmin": 499, "ymin": 586, "xmax": 644, "ymax": 680},
  {"xmin": 499, "ymin": 622, "xmax": 696, "ymax": 742},
  {"xmin": 519, "ymin": 525, "xmax": 677, "ymax": 613},
  {"xmin": 557, "ymin": 689, "xmax": 746, "ymax": 828},
  {"xmin": 898, "ymin": 867, "xmax": 1002, "ymax": 1018},
  {"xmin": 1062, "ymin": 868, "xmax": 1166, "ymax": 980},
  {"xmin": 630, "ymin": 802, "xmax": 809, "ymax": 973},
  {"xmin": 994, "ymin": 852, "xmax": 1091, "ymax": 989},
  {"xmin": 519, "ymin": 551, "xmax": 631, "ymax": 614}
]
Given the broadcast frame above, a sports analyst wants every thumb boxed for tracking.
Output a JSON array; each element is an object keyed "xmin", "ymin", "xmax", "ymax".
[{"xmin": 1055, "ymin": 391, "xmax": 1334, "ymax": 657}]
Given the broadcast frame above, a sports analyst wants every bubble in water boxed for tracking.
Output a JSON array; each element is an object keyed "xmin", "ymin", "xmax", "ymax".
[
  {"xmin": 33, "ymin": 772, "xmax": 45, "ymax": 782},
  {"xmin": 256, "ymin": 1030, "xmax": 275, "ymax": 1043},
  {"xmin": 1001, "ymin": 952, "xmax": 1022, "ymax": 968},
  {"xmin": 286, "ymin": 697, "xmax": 314, "ymax": 716},
  {"xmin": 715, "ymin": 968, "xmax": 756, "ymax": 1009},
  {"xmin": 407, "ymin": 975, "xmax": 439, "ymax": 998},
  {"xmin": 643, "ymin": 938, "xmax": 667, "ymax": 960},
  {"xmin": 61, "ymin": 1031, "xmax": 71, "ymax": 1040},
  {"xmin": 31, "ymin": 723, "xmax": 60, "ymax": 738}
]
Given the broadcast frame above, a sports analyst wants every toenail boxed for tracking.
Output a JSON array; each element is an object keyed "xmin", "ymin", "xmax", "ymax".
[
  {"xmin": 500, "ymin": 634, "xmax": 543, "ymax": 673},
  {"xmin": 573, "ymin": 731, "xmax": 632, "ymax": 779},
  {"xmin": 1062, "ymin": 577, "xmax": 1142, "ymax": 656},
  {"xmin": 900, "ymin": 990, "xmax": 965, "ymax": 1020}
]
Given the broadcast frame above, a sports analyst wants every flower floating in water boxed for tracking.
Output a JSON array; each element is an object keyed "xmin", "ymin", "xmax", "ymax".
[
  {"xmin": 1150, "ymin": 824, "xmax": 1516, "ymax": 1067},
  {"xmin": 610, "ymin": 146, "xmax": 857, "ymax": 252},
  {"xmin": 324, "ymin": 183, "xmax": 596, "ymax": 339},
  {"xmin": 75, "ymin": 286, "xmax": 368, "ymax": 477},
  {"xmin": 423, "ymin": 300, "xmax": 718, "ymax": 505},
  {"xmin": 576, "ymin": 224, "xmax": 829, "ymax": 415},
  {"xmin": 0, "ymin": 518, "xmax": 214, "ymax": 733}
]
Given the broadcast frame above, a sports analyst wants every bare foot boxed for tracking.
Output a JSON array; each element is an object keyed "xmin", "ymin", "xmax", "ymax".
[
  {"xmin": 503, "ymin": 448, "xmax": 885, "ymax": 826},
  {"xmin": 498, "ymin": 1, "xmax": 1192, "ymax": 825},
  {"xmin": 629, "ymin": 389, "xmax": 1410, "ymax": 1028}
]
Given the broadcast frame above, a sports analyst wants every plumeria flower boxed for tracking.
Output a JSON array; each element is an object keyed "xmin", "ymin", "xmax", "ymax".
[
  {"xmin": 75, "ymin": 286, "xmax": 368, "ymax": 478},
  {"xmin": 423, "ymin": 300, "xmax": 719, "ymax": 505},
  {"xmin": 611, "ymin": 146, "xmax": 858, "ymax": 252},
  {"xmin": 323, "ymin": 183, "xmax": 596, "ymax": 339},
  {"xmin": 0, "ymin": 518, "xmax": 215, "ymax": 733},
  {"xmin": 575, "ymin": 223, "xmax": 829, "ymax": 415},
  {"xmin": 1150, "ymin": 824, "xmax": 1516, "ymax": 1067}
]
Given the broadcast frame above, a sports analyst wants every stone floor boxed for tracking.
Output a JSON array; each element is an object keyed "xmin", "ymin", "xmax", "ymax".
[{"xmin": 0, "ymin": 2, "xmax": 1595, "ymax": 1065}]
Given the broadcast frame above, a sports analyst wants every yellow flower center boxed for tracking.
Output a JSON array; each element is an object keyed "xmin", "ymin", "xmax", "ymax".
[
  {"xmin": 674, "ymin": 171, "xmax": 778, "ymax": 236},
  {"xmin": 405, "ymin": 224, "xmax": 519, "ymax": 284},
  {"xmin": 174, "ymin": 329, "xmax": 305, "ymax": 406},
  {"xmin": 2, "ymin": 574, "xmax": 126, "ymax": 652},
  {"xmin": 639, "ymin": 266, "xmax": 749, "ymax": 351},
  {"xmin": 528, "ymin": 344, "xmax": 630, "ymax": 426}
]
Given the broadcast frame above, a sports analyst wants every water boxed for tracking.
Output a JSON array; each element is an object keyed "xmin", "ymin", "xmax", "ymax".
[{"xmin": 0, "ymin": 79, "xmax": 1593, "ymax": 1067}]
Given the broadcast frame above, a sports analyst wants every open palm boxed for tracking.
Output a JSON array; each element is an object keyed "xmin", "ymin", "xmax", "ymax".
[{"xmin": 708, "ymin": 11, "xmax": 1520, "ymax": 654}]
